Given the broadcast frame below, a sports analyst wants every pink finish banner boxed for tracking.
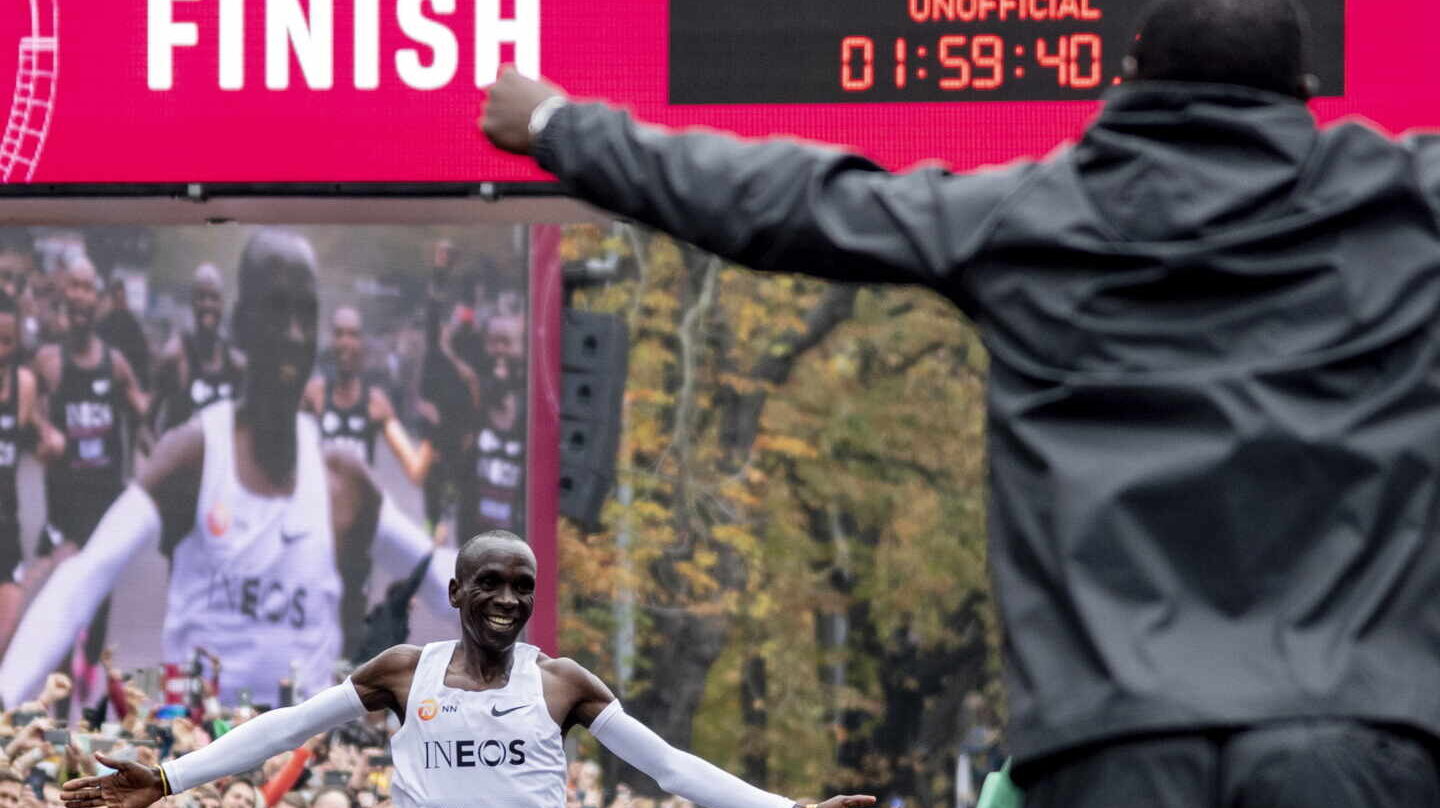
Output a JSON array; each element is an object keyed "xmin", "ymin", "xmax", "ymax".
[{"xmin": 0, "ymin": 0, "xmax": 1436, "ymax": 184}]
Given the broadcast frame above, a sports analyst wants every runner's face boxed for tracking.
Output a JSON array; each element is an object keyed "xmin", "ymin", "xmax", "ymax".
[
  {"xmin": 484, "ymin": 316, "xmax": 524, "ymax": 381},
  {"xmin": 452, "ymin": 545, "xmax": 535, "ymax": 650},
  {"xmin": 243, "ymin": 262, "xmax": 317, "ymax": 406},
  {"xmin": 64, "ymin": 264, "xmax": 99, "ymax": 331},
  {"xmin": 0, "ymin": 251, "xmax": 30, "ymax": 298},
  {"xmin": 331, "ymin": 309, "xmax": 363, "ymax": 376},
  {"xmin": 192, "ymin": 278, "xmax": 223, "ymax": 336}
]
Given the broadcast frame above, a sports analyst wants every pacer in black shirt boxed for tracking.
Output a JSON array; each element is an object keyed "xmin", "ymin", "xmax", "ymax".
[
  {"xmin": 305, "ymin": 305, "xmax": 425, "ymax": 474},
  {"xmin": 33, "ymin": 255, "xmax": 148, "ymax": 694},
  {"xmin": 483, "ymin": 0, "xmax": 1440, "ymax": 803},
  {"xmin": 0, "ymin": 292, "xmax": 62, "ymax": 660},
  {"xmin": 151, "ymin": 263, "xmax": 245, "ymax": 434}
]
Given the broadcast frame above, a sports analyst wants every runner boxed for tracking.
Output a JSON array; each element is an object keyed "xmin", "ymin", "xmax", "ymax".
[
  {"xmin": 0, "ymin": 229, "xmax": 456, "ymax": 707},
  {"xmin": 306, "ymin": 305, "xmax": 426, "ymax": 476},
  {"xmin": 151, "ymin": 263, "xmax": 245, "ymax": 434},
  {"xmin": 61, "ymin": 531, "xmax": 875, "ymax": 808}
]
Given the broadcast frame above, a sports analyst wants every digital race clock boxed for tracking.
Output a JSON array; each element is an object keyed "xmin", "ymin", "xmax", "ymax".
[{"xmin": 670, "ymin": 0, "xmax": 1344, "ymax": 103}]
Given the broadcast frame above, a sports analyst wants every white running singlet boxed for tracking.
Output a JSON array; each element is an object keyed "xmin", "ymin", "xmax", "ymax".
[
  {"xmin": 390, "ymin": 641, "xmax": 568, "ymax": 808},
  {"xmin": 163, "ymin": 400, "xmax": 343, "ymax": 705}
]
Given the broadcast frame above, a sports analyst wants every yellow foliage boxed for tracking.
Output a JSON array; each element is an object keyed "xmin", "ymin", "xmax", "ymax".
[
  {"xmin": 561, "ymin": 230, "xmax": 994, "ymax": 797},
  {"xmin": 754, "ymin": 434, "xmax": 820, "ymax": 460}
]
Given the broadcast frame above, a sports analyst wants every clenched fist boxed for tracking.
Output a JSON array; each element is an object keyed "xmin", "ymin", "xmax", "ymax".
[{"xmin": 479, "ymin": 66, "xmax": 566, "ymax": 155}]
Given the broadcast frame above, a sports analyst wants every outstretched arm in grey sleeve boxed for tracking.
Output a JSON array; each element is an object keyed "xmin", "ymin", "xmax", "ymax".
[{"xmin": 483, "ymin": 68, "xmax": 1035, "ymax": 292}]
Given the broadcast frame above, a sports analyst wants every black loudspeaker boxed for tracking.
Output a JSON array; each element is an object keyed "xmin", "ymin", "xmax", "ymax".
[{"xmin": 558, "ymin": 310, "xmax": 628, "ymax": 528}]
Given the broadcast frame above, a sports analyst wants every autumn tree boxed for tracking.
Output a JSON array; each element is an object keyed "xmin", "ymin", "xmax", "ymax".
[{"xmin": 559, "ymin": 223, "xmax": 997, "ymax": 805}]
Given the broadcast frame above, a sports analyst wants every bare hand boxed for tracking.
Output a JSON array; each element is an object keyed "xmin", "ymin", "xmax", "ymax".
[
  {"xmin": 40, "ymin": 673, "xmax": 72, "ymax": 708},
  {"xmin": 66, "ymin": 743, "xmax": 96, "ymax": 777},
  {"xmin": 121, "ymin": 683, "xmax": 147, "ymax": 712},
  {"xmin": 37, "ymin": 423, "xmax": 64, "ymax": 464},
  {"xmin": 478, "ymin": 66, "xmax": 564, "ymax": 155},
  {"xmin": 60, "ymin": 755, "xmax": 162, "ymax": 808}
]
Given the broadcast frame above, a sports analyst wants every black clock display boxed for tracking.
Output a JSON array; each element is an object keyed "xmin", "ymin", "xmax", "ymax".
[{"xmin": 669, "ymin": 0, "xmax": 1344, "ymax": 103}]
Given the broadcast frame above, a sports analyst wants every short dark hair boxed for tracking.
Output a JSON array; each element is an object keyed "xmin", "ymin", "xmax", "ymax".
[
  {"xmin": 1133, "ymin": 0, "xmax": 1312, "ymax": 98},
  {"xmin": 456, "ymin": 530, "xmax": 532, "ymax": 579},
  {"xmin": 221, "ymin": 778, "xmax": 256, "ymax": 798},
  {"xmin": 0, "ymin": 291, "xmax": 19, "ymax": 319},
  {"xmin": 309, "ymin": 787, "xmax": 354, "ymax": 808}
]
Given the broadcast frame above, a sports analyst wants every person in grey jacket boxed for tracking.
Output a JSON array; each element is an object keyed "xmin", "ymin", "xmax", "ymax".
[{"xmin": 482, "ymin": 0, "xmax": 1440, "ymax": 804}]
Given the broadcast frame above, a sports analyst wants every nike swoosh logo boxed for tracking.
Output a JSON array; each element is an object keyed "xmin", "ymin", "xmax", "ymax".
[
  {"xmin": 280, "ymin": 530, "xmax": 308, "ymax": 545},
  {"xmin": 491, "ymin": 704, "xmax": 526, "ymax": 717}
]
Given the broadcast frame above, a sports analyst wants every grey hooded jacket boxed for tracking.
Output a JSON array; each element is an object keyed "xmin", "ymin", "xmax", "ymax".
[{"xmin": 536, "ymin": 82, "xmax": 1440, "ymax": 764}]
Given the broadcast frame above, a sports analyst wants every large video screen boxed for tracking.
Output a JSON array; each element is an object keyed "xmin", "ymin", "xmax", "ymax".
[{"xmin": 0, "ymin": 224, "xmax": 552, "ymax": 710}]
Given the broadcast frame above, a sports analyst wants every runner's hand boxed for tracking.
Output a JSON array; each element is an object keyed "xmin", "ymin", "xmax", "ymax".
[
  {"xmin": 60, "ymin": 755, "xmax": 163, "ymax": 808},
  {"xmin": 479, "ymin": 66, "xmax": 564, "ymax": 155}
]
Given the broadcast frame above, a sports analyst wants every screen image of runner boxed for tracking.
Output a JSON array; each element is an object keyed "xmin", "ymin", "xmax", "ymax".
[
  {"xmin": 669, "ymin": 0, "xmax": 1345, "ymax": 103},
  {"xmin": 0, "ymin": 224, "xmax": 540, "ymax": 705}
]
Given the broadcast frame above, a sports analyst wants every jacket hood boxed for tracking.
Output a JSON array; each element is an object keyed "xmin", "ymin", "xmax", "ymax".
[{"xmin": 1074, "ymin": 82, "xmax": 1319, "ymax": 242}]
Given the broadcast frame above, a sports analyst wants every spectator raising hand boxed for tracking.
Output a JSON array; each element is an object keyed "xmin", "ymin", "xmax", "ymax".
[{"xmin": 36, "ymin": 675, "xmax": 70, "ymax": 716}]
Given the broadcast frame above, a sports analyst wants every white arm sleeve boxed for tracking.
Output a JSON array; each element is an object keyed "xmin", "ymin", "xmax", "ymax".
[
  {"xmin": 589, "ymin": 702, "xmax": 793, "ymax": 808},
  {"xmin": 163, "ymin": 679, "xmax": 368, "ymax": 792},
  {"xmin": 0, "ymin": 485, "xmax": 160, "ymax": 707},
  {"xmin": 372, "ymin": 496, "xmax": 456, "ymax": 616}
]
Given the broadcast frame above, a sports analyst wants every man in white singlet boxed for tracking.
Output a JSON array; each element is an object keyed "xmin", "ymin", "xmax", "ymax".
[
  {"xmin": 0, "ymin": 229, "xmax": 455, "ymax": 707},
  {"xmin": 61, "ymin": 531, "xmax": 875, "ymax": 808}
]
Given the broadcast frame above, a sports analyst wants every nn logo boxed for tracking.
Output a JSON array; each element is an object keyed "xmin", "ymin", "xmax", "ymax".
[{"xmin": 417, "ymin": 698, "xmax": 459, "ymax": 721}]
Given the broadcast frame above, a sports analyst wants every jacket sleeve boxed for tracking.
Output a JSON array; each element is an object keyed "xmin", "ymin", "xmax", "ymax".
[
  {"xmin": 1408, "ymin": 133, "xmax": 1440, "ymax": 228},
  {"xmin": 534, "ymin": 103, "xmax": 1034, "ymax": 295}
]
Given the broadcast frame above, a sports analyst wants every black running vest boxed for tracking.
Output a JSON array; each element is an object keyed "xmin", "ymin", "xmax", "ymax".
[
  {"xmin": 177, "ymin": 333, "xmax": 242, "ymax": 424},
  {"xmin": 0, "ymin": 363, "xmax": 21, "ymax": 519},
  {"xmin": 47, "ymin": 345, "xmax": 124, "ymax": 527},
  {"xmin": 319, "ymin": 377, "xmax": 377, "ymax": 464}
]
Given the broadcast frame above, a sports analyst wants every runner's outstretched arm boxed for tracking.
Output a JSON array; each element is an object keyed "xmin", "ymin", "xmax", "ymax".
[
  {"xmin": 61, "ymin": 684, "xmax": 365, "ymax": 808},
  {"xmin": 60, "ymin": 646, "xmax": 416, "ymax": 808},
  {"xmin": 482, "ymin": 68, "xmax": 1032, "ymax": 291},
  {"xmin": 0, "ymin": 485, "xmax": 159, "ymax": 706},
  {"xmin": 552, "ymin": 657, "xmax": 874, "ymax": 808}
]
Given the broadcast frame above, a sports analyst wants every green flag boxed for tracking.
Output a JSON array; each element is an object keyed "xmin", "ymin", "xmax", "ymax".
[{"xmin": 976, "ymin": 759, "xmax": 1023, "ymax": 808}]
